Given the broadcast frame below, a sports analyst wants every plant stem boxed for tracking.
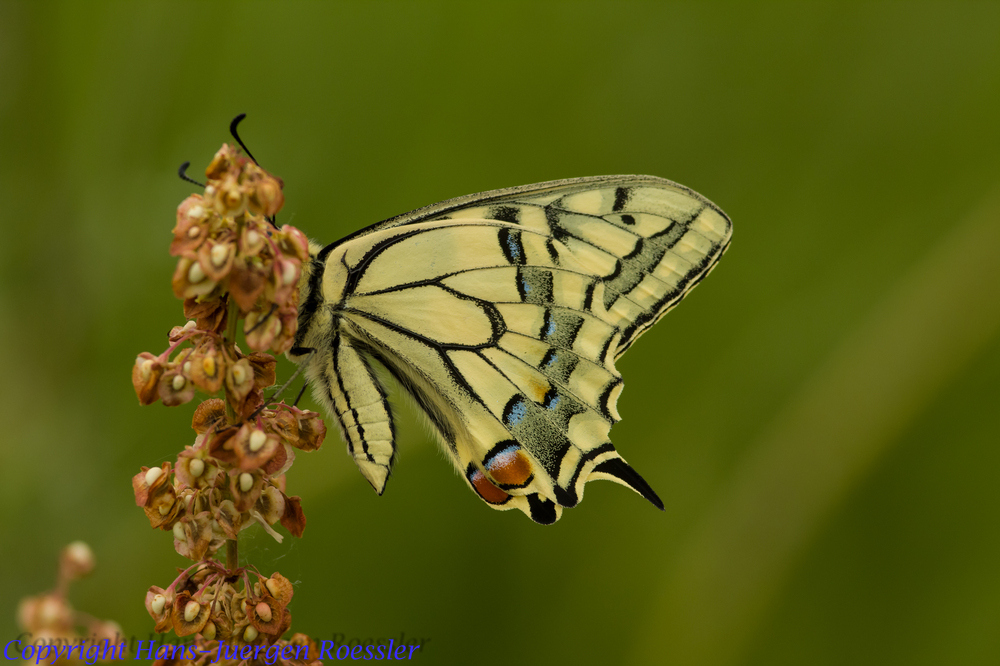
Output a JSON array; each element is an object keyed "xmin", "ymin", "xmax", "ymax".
[
  {"xmin": 223, "ymin": 216, "xmax": 247, "ymax": 574},
  {"xmin": 222, "ymin": 214, "xmax": 245, "ymax": 572},
  {"xmin": 226, "ymin": 538, "xmax": 238, "ymax": 572},
  {"xmin": 224, "ymin": 298, "xmax": 240, "ymax": 423},
  {"xmin": 223, "ymin": 256, "xmax": 243, "ymax": 568}
]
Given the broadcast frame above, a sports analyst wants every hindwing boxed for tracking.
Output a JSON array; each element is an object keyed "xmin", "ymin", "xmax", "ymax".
[{"xmin": 291, "ymin": 175, "xmax": 731, "ymax": 523}]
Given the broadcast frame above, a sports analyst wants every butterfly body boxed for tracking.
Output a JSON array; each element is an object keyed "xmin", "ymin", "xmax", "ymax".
[{"xmin": 289, "ymin": 175, "xmax": 731, "ymax": 524}]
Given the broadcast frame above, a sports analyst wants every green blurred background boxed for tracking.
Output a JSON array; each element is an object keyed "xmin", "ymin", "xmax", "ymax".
[{"xmin": 2, "ymin": 2, "xmax": 999, "ymax": 665}]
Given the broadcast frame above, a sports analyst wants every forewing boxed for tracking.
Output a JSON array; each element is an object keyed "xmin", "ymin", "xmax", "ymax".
[{"xmin": 335, "ymin": 175, "xmax": 731, "ymax": 356}]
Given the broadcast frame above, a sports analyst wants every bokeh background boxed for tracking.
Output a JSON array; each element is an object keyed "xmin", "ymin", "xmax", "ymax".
[{"xmin": 2, "ymin": 2, "xmax": 999, "ymax": 665}]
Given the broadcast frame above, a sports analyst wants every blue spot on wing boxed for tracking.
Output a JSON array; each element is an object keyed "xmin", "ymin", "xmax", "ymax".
[
  {"xmin": 486, "ymin": 443, "xmax": 520, "ymax": 471},
  {"xmin": 507, "ymin": 237, "xmax": 521, "ymax": 262},
  {"xmin": 541, "ymin": 310, "xmax": 557, "ymax": 339},
  {"xmin": 504, "ymin": 398, "xmax": 528, "ymax": 428}
]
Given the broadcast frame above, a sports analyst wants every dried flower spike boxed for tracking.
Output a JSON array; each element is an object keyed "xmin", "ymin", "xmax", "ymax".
[{"xmin": 131, "ymin": 138, "xmax": 327, "ymax": 649}]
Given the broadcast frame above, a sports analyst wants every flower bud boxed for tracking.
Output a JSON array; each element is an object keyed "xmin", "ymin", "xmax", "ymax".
[
  {"xmin": 151, "ymin": 594, "xmax": 166, "ymax": 615},
  {"xmin": 189, "ymin": 458, "xmax": 205, "ymax": 477},
  {"xmin": 60, "ymin": 541, "xmax": 95, "ymax": 580},
  {"xmin": 159, "ymin": 369, "xmax": 196, "ymax": 406},
  {"xmin": 188, "ymin": 262, "xmax": 206, "ymax": 284},
  {"xmin": 173, "ymin": 257, "xmax": 217, "ymax": 300},
  {"xmin": 210, "ymin": 244, "xmax": 229, "ymax": 267},
  {"xmin": 184, "ymin": 600, "xmax": 201, "ymax": 622},
  {"xmin": 145, "ymin": 467, "xmax": 163, "ymax": 485},
  {"xmin": 251, "ymin": 176, "xmax": 284, "ymax": 217},
  {"xmin": 263, "ymin": 573, "xmax": 293, "ymax": 603},
  {"xmin": 281, "ymin": 261, "xmax": 297, "ymax": 286},
  {"xmin": 132, "ymin": 353, "xmax": 163, "ymax": 405},
  {"xmin": 205, "ymin": 148, "xmax": 229, "ymax": 181},
  {"xmin": 249, "ymin": 430, "xmax": 267, "ymax": 452},
  {"xmin": 221, "ymin": 179, "xmax": 243, "ymax": 212},
  {"xmin": 232, "ymin": 363, "xmax": 248, "ymax": 385},
  {"xmin": 37, "ymin": 595, "xmax": 70, "ymax": 629},
  {"xmin": 255, "ymin": 602, "xmax": 272, "ymax": 623},
  {"xmin": 203, "ymin": 621, "xmax": 216, "ymax": 640}
]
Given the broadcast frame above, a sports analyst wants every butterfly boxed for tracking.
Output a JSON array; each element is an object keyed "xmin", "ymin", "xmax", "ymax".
[{"xmin": 288, "ymin": 175, "xmax": 731, "ymax": 524}]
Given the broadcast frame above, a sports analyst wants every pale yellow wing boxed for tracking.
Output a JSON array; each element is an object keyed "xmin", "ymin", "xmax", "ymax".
[{"xmin": 291, "ymin": 176, "xmax": 731, "ymax": 523}]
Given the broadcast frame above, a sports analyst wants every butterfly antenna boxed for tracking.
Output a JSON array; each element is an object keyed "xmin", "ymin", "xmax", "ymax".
[
  {"xmin": 229, "ymin": 113, "xmax": 258, "ymax": 164},
  {"xmin": 249, "ymin": 349, "xmax": 316, "ymax": 421},
  {"xmin": 244, "ymin": 304, "xmax": 278, "ymax": 336},
  {"xmin": 177, "ymin": 161, "xmax": 205, "ymax": 188},
  {"xmin": 292, "ymin": 383, "xmax": 308, "ymax": 408},
  {"xmin": 229, "ymin": 113, "xmax": 279, "ymax": 228}
]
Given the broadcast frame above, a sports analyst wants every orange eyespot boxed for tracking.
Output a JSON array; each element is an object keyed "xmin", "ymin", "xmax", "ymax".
[
  {"xmin": 485, "ymin": 444, "xmax": 533, "ymax": 488},
  {"xmin": 466, "ymin": 466, "xmax": 510, "ymax": 505}
]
